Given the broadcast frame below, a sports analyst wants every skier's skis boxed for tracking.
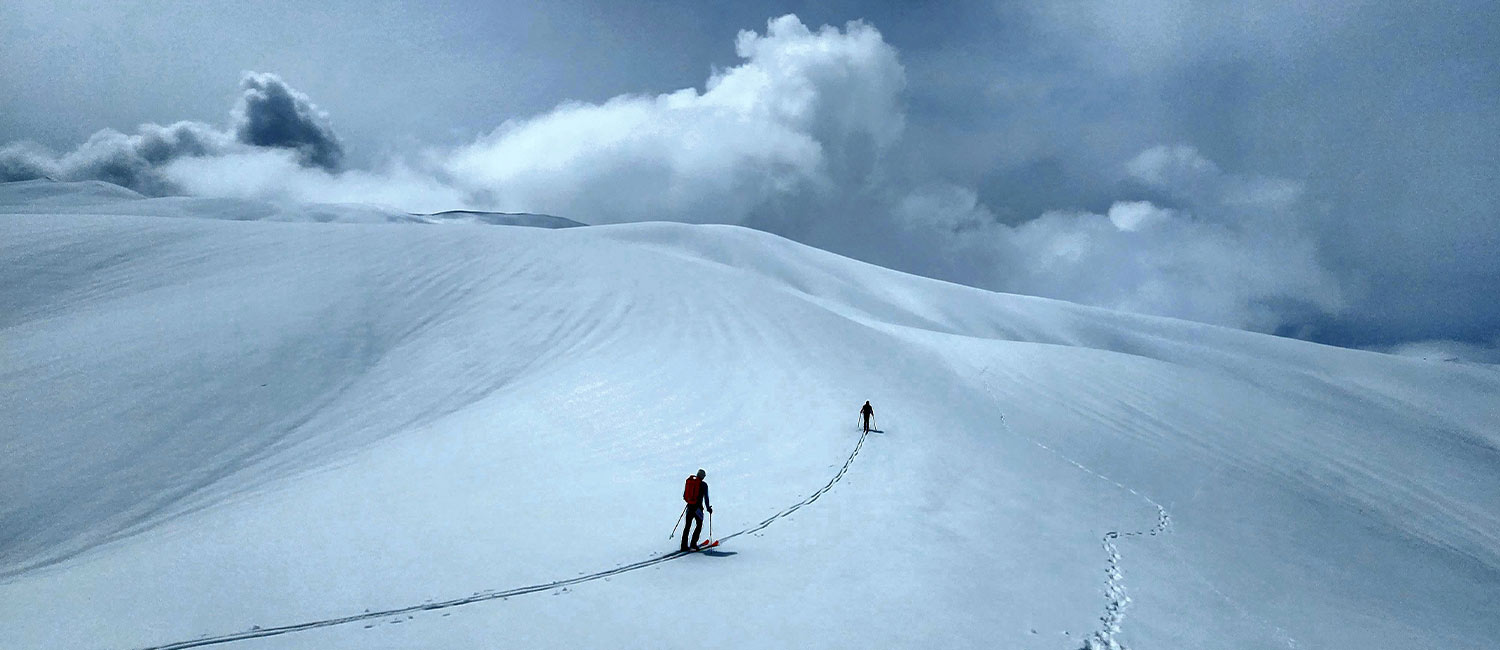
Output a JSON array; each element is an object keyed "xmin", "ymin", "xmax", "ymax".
[{"xmin": 679, "ymin": 540, "xmax": 720, "ymax": 553}]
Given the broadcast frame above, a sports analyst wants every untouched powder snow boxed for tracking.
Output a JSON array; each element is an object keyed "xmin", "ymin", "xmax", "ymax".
[{"xmin": 1, "ymin": 180, "xmax": 1498, "ymax": 650}]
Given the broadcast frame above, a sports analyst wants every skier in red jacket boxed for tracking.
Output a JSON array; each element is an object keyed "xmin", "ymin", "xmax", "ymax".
[{"xmin": 681, "ymin": 469, "xmax": 713, "ymax": 551}]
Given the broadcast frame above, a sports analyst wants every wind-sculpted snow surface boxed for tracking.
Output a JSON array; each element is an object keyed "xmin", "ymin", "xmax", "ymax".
[{"xmin": 1, "ymin": 180, "xmax": 1498, "ymax": 649}]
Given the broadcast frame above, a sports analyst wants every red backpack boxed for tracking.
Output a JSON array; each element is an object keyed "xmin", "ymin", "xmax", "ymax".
[{"xmin": 683, "ymin": 475, "xmax": 702, "ymax": 504}]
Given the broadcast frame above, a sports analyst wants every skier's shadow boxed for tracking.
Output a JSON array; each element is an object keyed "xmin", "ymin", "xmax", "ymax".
[{"xmin": 699, "ymin": 549, "xmax": 737, "ymax": 558}]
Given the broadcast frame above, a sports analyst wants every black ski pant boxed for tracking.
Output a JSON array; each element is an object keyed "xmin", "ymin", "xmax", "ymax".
[{"xmin": 681, "ymin": 505, "xmax": 704, "ymax": 550}]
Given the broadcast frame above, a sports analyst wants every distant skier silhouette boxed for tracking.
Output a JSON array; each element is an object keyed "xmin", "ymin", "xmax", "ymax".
[
  {"xmin": 680, "ymin": 469, "xmax": 713, "ymax": 551},
  {"xmin": 859, "ymin": 401, "xmax": 875, "ymax": 433}
]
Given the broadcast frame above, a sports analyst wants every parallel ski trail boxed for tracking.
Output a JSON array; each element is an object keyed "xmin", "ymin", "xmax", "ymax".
[
  {"xmin": 134, "ymin": 426, "xmax": 873, "ymax": 650},
  {"xmin": 723, "ymin": 424, "xmax": 870, "ymax": 542}
]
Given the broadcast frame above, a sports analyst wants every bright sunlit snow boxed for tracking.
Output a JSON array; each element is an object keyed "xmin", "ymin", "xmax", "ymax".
[{"xmin": 2, "ymin": 180, "xmax": 1497, "ymax": 650}]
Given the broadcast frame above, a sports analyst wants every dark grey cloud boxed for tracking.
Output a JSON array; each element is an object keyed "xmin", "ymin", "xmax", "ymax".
[
  {"xmin": 0, "ymin": 72, "xmax": 340, "ymax": 195},
  {"xmin": 232, "ymin": 72, "xmax": 343, "ymax": 172},
  {"xmin": 0, "ymin": 143, "xmax": 56, "ymax": 181},
  {"xmin": 0, "ymin": 122, "xmax": 230, "ymax": 196},
  {"xmin": 869, "ymin": 1, "xmax": 1500, "ymax": 352}
]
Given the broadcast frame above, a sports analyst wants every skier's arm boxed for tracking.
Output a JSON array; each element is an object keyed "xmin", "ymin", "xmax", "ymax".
[{"xmin": 703, "ymin": 483, "xmax": 712, "ymax": 512}]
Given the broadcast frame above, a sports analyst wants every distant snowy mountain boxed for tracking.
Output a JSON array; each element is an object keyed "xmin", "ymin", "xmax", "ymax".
[
  {"xmin": 0, "ymin": 180, "xmax": 584, "ymax": 228},
  {"xmin": 1, "ymin": 180, "xmax": 1497, "ymax": 650},
  {"xmin": 415, "ymin": 209, "xmax": 585, "ymax": 229}
]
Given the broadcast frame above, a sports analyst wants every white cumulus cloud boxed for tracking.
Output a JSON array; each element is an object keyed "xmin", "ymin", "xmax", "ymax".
[{"xmin": 442, "ymin": 15, "xmax": 904, "ymax": 224}]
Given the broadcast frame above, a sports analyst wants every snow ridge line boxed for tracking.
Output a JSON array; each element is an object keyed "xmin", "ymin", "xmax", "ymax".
[
  {"xmin": 976, "ymin": 368, "xmax": 1171, "ymax": 650},
  {"xmin": 132, "ymin": 427, "xmax": 873, "ymax": 650}
]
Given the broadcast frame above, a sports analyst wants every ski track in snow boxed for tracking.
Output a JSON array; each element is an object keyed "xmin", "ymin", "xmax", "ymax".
[
  {"xmin": 1013, "ymin": 426, "xmax": 1171, "ymax": 650},
  {"xmin": 139, "ymin": 363, "xmax": 1177, "ymax": 650},
  {"xmin": 994, "ymin": 400, "xmax": 1301, "ymax": 650},
  {"xmin": 131, "ymin": 426, "xmax": 873, "ymax": 650},
  {"xmin": 976, "ymin": 366, "xmax": 1300, "ymax": 650},
  {"xmin": 977, "ymin": 368, "xmax": 1171, "ymax": 650}
]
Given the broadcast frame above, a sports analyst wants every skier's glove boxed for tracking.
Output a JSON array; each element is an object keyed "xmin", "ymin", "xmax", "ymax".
[{"xmin": 707, "ymin": 507, "xmax": 713, "ymax": 514}]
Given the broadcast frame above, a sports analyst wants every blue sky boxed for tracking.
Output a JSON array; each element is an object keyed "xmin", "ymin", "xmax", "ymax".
[{"xmin": 3, "ymin": 1, "xmax": 1497, "ymax": 356}]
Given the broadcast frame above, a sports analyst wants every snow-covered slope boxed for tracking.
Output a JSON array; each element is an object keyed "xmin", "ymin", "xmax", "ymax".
[{"xmin": 1, "ymin": 181, "xmax": 1497, "ymax": 650}]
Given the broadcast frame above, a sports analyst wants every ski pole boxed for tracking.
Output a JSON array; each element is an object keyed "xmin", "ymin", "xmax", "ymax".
[
  {"xmin": 669, "ymin": 504, "xmax": 686, "ymax": 539},
  {"xmin": 708, "ymin": 509, "xmax": 713, "ymax": 539}
]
